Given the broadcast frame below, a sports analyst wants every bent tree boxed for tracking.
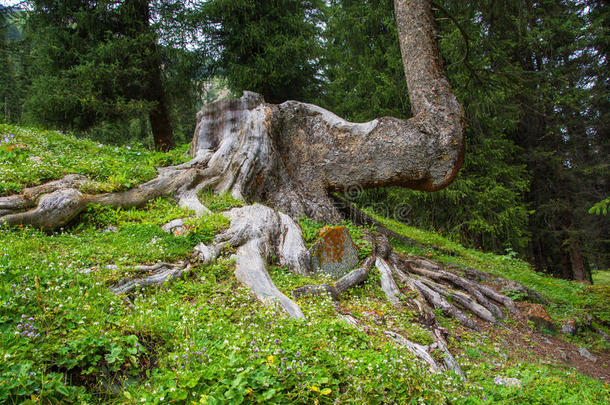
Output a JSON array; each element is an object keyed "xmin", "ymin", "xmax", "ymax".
[{"xmin": 0, "ymin": 0, "xmax": 518, "ymax": 373}]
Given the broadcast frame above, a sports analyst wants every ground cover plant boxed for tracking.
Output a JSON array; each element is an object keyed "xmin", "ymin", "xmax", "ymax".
[
  {"xmin": 1, "ymin": 125, "xmax": 609, "ymax": 404},
  {"xmin": 0, "ymin": 123, "xmax": 189, "ymax": 196}
]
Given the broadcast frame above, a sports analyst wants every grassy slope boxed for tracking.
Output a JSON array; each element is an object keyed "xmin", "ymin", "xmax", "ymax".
[
  {"xmin": 0, "ymin": 123, "xmax": 189, "ymax": 196},
  {"xmin": 0, "ymin": 126, "xmax": 608, "ymax": 404}
]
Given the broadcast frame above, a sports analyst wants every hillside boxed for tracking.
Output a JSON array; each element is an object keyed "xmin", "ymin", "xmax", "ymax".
[{"xmin": 1, "ymin": 123, "xmax": 609, "ymax": 404}]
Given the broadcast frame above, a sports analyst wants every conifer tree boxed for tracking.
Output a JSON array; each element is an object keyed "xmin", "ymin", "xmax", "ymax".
[
  {"xmin": 23, "ymin": 0, "xmax": 203, "ymax": 150},
  {"xmin": 203, "ymin": 0, "xmax": 325, "ymax": 104}
]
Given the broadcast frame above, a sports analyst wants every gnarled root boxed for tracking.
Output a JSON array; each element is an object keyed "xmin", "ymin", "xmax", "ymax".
[
  {"xmin": 194, "ymin": 204, "xmax": 310, "ymax": 319},
  {"xmin": 294, "ymin": 232, "xmax": 521, "ymax": 376},
  {"xmin": 292, "ymin": 256, "xmax": 376, "ymax": 301},
  {"xmin": 107, "ymin": 204, "xmax": 311, "ymax": 319},
  {"xmin": 0, "ymin": 165, "xmax": 208, "ymax": 231},
  {"xmin": 110, "ymin": 262, "xmax": 191, "ymax": 295}
]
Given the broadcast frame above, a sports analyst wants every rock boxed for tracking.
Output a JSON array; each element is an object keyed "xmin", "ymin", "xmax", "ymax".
[
  {"xmin": 102, "ymin": 225, "xmax": 118, "ymax": 233},
  {"xmin": 309, "ymin": 226, "xmax": 359, "ymax": 279},
  {"xmin": 161, "ymin": 218, "xmax": 189, "ymax": 236},
  {"xmin": 499, "ymin": 279, "xmax": 548, "ymax": 304},
  {"xmin": 494, "ymin": 376, "xmax": 522, "ymax": 388},
  {"xmin": 526, "ymin": 303, "xmax": 556, "ymax": 332},
  {"xmin": 561, "ymin": 318, "xmax": 579, "ymax": 336},
  {"xmin": 578, "ymin": 347, "xmax": 597, "ymax": 362}
]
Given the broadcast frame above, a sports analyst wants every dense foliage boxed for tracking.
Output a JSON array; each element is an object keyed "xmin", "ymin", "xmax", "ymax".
[
  {"xmin": 0, "ymin": 6, "xmax": 27, "ymax": 123},
  {"xmin": 201, "ymin": 0, "xmax": 325, "ymax": 104},
  {"xmin": 321, "ymin": 0, "xmax": 531, "ymax": 256},
  {"xmin": 14, "ymin": 0, "xmax": 207, "ymax": 149},
  {"xmin": 465, "ymin": 0, "xmax": 608, "ymax": 280},
  {"xmin": 319, "ymin": 0, "xmax": 608, "ymax": 282}
]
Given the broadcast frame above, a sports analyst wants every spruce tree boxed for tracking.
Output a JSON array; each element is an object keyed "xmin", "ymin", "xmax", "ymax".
[
  {"xmin": 23, "ymin": 0, "xmax": 203, "ymax": 150},
  {"xmin": 203, "ymin": 0, "xmax": 325, "ymax": 104}
]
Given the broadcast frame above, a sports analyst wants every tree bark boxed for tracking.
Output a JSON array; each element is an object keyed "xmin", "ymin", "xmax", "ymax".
[
  {"xmin": 149, "ymin": 95, "xmax": 174, "ymax": 151},
  {"xmin": 569, "ymin": 238, "xmax": 592, "ymax": 284},
  {"xmin": 124, "ymin": 0, "xmax": 174, "ymax": 151}
]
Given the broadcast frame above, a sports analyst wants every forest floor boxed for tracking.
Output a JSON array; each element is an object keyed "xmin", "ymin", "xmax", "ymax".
[
  {"xmin": 1, "ymin": 123, "xmax": 609, "ymax": 404},
  {"xmin": 593, "ymin": 270, "xmax": 610, "ymax": 286}
]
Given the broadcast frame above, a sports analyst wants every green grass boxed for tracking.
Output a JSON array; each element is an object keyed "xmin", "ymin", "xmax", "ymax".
[
  {"xmin": 198, "ymin": 190, "xmax": 244, "ymax": 213},
  {"xmin": 0, "ymin": 125, "xmax": 608, "ymax": 403},
  {"xmin": 593, "ymin": 270, "xmax": 610, "ymax": 286},
  {"xmin": 0, "ymin": 123, "xmax": 189, "ymax": 195}
]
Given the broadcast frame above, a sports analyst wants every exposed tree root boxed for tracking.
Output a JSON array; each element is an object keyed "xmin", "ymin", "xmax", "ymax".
[
  {"xmin": 110, "ymin": 262, "xmax": 191, "ymax": 295},
  {"xmin": 292, "ymin": 257, "xmax": 376, "ymax": 301},
  {"xmin": 191, "ymin": 204, "xmax": 310, "ymax": 319},
  {"xmin": 287, "ymin": 232, "xmax": 521, "ymax": 376},
  {"xmin": 96, "ymin": 196, "xmax": 518, "ymax": 376}
]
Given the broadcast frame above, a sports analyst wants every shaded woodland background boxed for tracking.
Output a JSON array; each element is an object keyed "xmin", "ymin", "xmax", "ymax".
[{"xmin": 1, "ymin": 0, "xmax": 608, "ymax": 282}]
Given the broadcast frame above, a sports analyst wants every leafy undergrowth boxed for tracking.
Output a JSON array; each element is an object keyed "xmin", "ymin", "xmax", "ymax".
[
  {"xmin": 0, "ymin": 200, "xmax": 607, "ymax": 404},
  {"xmin": 0, "ymin": 123, "xmax": 189, "ymax": 196},
  {"xmin": 0, "ymin": 128, "xmax": 608, "ymax": 403}
]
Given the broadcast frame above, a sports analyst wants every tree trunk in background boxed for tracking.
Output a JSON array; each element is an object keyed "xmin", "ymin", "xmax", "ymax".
[
  {"xmin": 559, "ymin": 243, "xmax": 573, "ymax": 280},
  {"xmin": 124, "ymin": 0, "xmax": 174, "ymax": 151},
  {"xmin": 569, "ymin": 239, "xmax": 592, "ymax": 284},
  {"xmin": 147, "ymin": 67, "xmax": 174, "ymax": 151}
]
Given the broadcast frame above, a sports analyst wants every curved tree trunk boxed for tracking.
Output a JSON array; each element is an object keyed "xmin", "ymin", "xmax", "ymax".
[
  {"xmin": 0, "ymin": 1, "xmax": 513, "ymax": 372},
  {"xmin": 186, "ymin": 0, "xmax": 464, "ymax": 221},
  {"xmin": 1, "ymin": 0, "xmax": 464, "ymax": 228}
]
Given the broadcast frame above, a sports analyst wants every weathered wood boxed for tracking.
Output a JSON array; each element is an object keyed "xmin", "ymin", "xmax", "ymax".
[
  {"xmin": 432, "ymin": 329, "xmax": 463, "ymax": 377},
  {"xmin": 376, "ymin": 258, "xmax": 403, "ymax": 306},
  {"xmin": 214, "ymin": 205, "xmax": 309, "ymax": 318},
  {"xmin": 293, "ymin": 256, "xmax": 376, "ymax": 300},
  {"xmin": 335, "ymin": 256, "xmax": 376, "ymax": 293},
  {"xmin": 386, "ymin": 331, "xmax": 441, "ymax": 373},
  {"xmin": 406, "ymin": 258, "xmax": 504, "ymax": 319},
  {"xmin": 419, "ymin": 278, "xmax": 495, "ymax": 323},
  {"xmin": 110, "ymin": 263, "xmax": 189, "ymax": 295},
  {"xmin": 410, "ymin": 276, "xmax": 479, "ymax": 330}
]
